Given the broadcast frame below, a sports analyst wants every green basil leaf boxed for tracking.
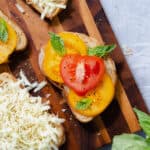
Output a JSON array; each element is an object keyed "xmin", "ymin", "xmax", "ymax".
[
  {"xmin": 76, "ymin": 98, "xmax": 92, "ymax": 110},
  {"xmin": 88, "ymin": 44, "xmax": 116, "ymax": 57},
  {"xmin": 0, "ymin": 18, "xmax": 8, "ymax": 42},
  {"xmin": 134, "ymin": 108, "xmax": 150, "ymax": 138},
  {"xmin": 49, "ymin": 32, "xmax": 66, "ymax": 56},
  {"xmin": 146, "ymin": 137, "xmax": 150, "ymax": 144},
  {"xmin": 112, "ymin": 134, "xmax": 150, "ymax": 150}
]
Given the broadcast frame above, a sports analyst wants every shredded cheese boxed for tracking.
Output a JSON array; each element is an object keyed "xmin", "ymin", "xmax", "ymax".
[
  {"xmin": 19, "ymin": 70, "xmax": 31, "ymax": 86},
  {"xmin": 26, "ymin": 0, "xmax": 66, "ymax": 19},
  {"xmin": 15, "ymin": 3, "xmax": 25, "ymax": 14},
  {"xmin": 34, "ymin": 81, "xmax": 47, "ymax": 92},
  {"xmin": 75, "ymin": 62, "xmax": 85, "ymax": 83},
  {"xmin": 122, "ymin": 45, "xmax": 133, "ymax": 56},
  {"xmin": 19, "ymin": 70, "xmax": 47, "ymax": 92},
  {"xmin": 0, "ymin": 75, "xmax": 65, "ymax": 149}
]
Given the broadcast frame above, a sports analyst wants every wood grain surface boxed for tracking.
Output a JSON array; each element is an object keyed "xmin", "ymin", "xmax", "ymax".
[{"xmin": 0, "ymin": 0, "xmax": 149, "ymax": 149}]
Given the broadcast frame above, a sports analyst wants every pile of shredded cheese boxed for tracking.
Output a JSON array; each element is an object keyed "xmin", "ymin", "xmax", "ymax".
[
  {"xmin": 26, "ymin": 0, "xmax": 66, "ymax": 19},
  {"xmin": 0, "ymin": 74, "xmax": 65, "ymax": 149}
]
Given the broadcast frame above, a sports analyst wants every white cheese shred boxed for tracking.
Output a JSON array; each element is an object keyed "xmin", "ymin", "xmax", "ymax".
[
  {"xmin": 75, "ymin": 62, "xmax": 85, "ymax": 83},
  {"xmin": 26, "ymin": 0, "xmax": 66, "ymax": 19},
  {"xmin": 34, "ymin": 81, "xmax": 47, "ymax": 92},
  {"xmin": 19, "ymin": 70, "xmax": 31, "ymax": 86},
  {"xmin": 15, "ymin": 3, "xmax": 25, "ymax": 14},
  {"xmin": 0, "ymin": 75, "xmax": 65, "ymax": 149},
  {"xmin": 19, "ymin": 70, "xmax": 47, "ymax": 92}
]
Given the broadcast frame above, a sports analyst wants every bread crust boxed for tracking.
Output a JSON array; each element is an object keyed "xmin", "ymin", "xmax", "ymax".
[
  {"xmin": 25, "ymin": 0, "xmax": 67, "ymax": 20},
  {"xmin": 0, "ymin": 72, "xmax": 65, "ymax": 146},
  {"xmin": 39, "ymin": 32, "xmax": 117, "ymax": 123},
  {"xmin": 0, "ymin": 10, "xmax": 27, "ymax": 51}
]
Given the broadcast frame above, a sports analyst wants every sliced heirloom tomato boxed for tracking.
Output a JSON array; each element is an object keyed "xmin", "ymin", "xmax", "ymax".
[
  {"xmin": 42, "ymin": 32, "xmax": 87, "ymax": 83},
  {"xmin": 60, "ymin": 54, "xmax": 105, "ymax": 96},
  {"xmin": 68, "ymin": 74, "xmax": 115, "ymax": 117},
  {"xmin": 59, "ymin": 32, "xmax": 87, "ymax": 55},
  {"xmin": 0, "ymin": 20, "xmax": 17, "ymax": 64}
]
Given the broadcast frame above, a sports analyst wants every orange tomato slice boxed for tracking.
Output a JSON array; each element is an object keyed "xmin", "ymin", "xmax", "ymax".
[
  {"xmin": 0, "ymin": 45, "xmax": 11, "ymax": 64},
  {"xmin": 0, "ymin": 20, "xmax": 17, "ymax": 64},
  {"xmin": 42, "ymin": 32, "xmax": 87, "ymax": 83},
  {"xmin": 67, "ymin": 73, "xmax": 115, "ymax": 117},
  {"xmin": 59, "ymin": 32, "xmax": 87, "ymax": 55}
]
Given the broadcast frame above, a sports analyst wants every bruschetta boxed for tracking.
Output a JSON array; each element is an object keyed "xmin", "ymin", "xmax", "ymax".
[
  {"xmin": 0, "ymin": 10, "xmax": 27, "ymax": 64},
  {"xmin": 25, "ymin": 0, "xmax": 67, "ymax": 20},
  {"xmin": 39, "ymin": 32, "xmax": 117, "ymax": 123}
]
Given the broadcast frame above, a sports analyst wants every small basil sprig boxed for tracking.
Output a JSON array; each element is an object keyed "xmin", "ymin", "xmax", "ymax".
[
  {"xmin": 49, "ymin": 32, "xmax": 66, "ymax": 56},
  {"xmin": 88, "ymin": 44, "xmax": 116, "ymax": 57},
  {"xmin": 0, "ymin": 18, "xmax": 8, "ymax": 42},
  {"xmin": 76, "ymin": 98, "xmax": 92, "ymax": 110}
]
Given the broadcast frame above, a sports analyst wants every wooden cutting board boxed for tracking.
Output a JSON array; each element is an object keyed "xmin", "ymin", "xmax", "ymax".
[{"xmin": 0, "ymin": 0, "xmax": 149, "ymax": 149}]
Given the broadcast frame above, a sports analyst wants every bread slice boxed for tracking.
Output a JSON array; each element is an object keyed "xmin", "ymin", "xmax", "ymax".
[
  {"xmin": 0, "ymin": 10, "xmax": 27, "ymax": 51},
  {"xmin": 39, "ymin": 32, "xmax": 117, "ymax": 123},
  {"xmin": 25, "ymin": 0, "xmax": 67, "ymax": 20},
  {"xmin": 0, "ymin": 72, "xmax": 65, "ymax": 147}
]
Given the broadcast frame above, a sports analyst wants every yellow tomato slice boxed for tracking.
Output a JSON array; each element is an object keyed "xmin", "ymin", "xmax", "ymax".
[
  {"xmin": 42, "ymin": 32, "xmax": 87, "ymax": 83},
  {"xmin": 0, "ymin": 45, "xmax": 10, "ymax": 64},
  {"xmin": 59, "ymin": 32, "xmax": 87, "ymax": 55},
  {"xmin": 0, "ymin": 21, "xmax": 17, "ymax": 64},
  {"xmin": 42, "ymin": 41, "xmax": 64, "ymax": 83},
  {"xmin": 67, "ymin": 74, "xmax": 115, "ymax": 117}
]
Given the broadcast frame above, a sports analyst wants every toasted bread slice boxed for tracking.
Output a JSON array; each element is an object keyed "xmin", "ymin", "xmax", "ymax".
[
  {"xmin": 25, "ymin": 0, "xmax": 67, "ymax": 20},
  {"xmin": 39, "ymin": 32, "xmax": 117, "ymax": 123},
  {"xmin": 0, "ymin": 72, "xmax": 65, "ymax": 147},
  {"xmin": 0, "ymin": 10, "xmax": 27, "ymax": 51}
]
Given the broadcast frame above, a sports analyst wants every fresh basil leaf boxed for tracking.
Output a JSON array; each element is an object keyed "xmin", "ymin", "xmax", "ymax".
[
  {"xmin": 76, "ymin": 98, "xmax": 92, "ymax": 110},
  {"xmin": 88, "ymin": 44, "xmax": 116, "ymax": 57},
  {"xmin": 112, "ymin": 134, "xmax": 150, "ymax": 150},
  {"xmin": 146, "ymin": 137, "xmax": 150, "ymax": 144},
  {"xmin": 49, "ymin": 32, "xmax": 66, "ymax": 56},
  {"xmin": 0, "ymin": 18, "xmax": 8, "ymax": 42},
  {"xmin": 134, "ymin": 108, "xmax": 150, "ymax": 138}
]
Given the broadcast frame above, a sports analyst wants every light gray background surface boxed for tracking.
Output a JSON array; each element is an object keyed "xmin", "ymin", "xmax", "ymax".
[{"xmin": 101, "ymin": 0, "xmax": 150, "ymax": 111}]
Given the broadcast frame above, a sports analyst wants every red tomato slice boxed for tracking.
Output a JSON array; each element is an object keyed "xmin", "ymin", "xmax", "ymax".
[{"xmin": 60, "ymin": 55, "xmax": 105, "ymax": 96}]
